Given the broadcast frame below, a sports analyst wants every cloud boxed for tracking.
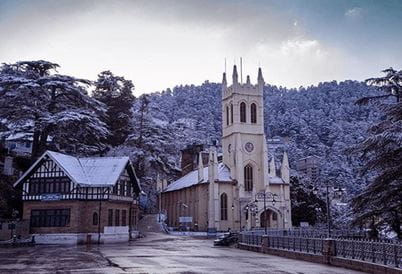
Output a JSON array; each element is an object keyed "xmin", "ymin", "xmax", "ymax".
[
  {"xmin": 0, "ymin": 1, "xmax": 401, "ymax": 93},
  {"xmin": 345, "ymin": 7, "xmax": 363, "ymax": 18}
]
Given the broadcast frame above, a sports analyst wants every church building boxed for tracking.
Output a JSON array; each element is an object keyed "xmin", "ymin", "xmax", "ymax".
[{"xmin": 160, "ymin": 66, "xmax": 292, "ymax": 232}]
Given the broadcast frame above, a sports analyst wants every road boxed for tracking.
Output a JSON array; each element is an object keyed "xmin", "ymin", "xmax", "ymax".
[{"xmin": 0, "ymin": 233, "xmax": 364, "ymax": 273}]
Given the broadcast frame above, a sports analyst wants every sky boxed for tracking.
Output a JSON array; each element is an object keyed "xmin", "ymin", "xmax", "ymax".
[{"xmin": 1, "ymin": 0, "xmax": 401, "ymax": 95}]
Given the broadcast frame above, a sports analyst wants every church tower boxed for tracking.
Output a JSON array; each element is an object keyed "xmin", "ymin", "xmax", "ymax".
[{"xmin": 222, "ymin": 66, "xmax": 270, "ymax": 199}]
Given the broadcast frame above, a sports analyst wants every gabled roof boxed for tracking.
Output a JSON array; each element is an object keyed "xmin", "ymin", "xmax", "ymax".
[
  {"xmin": 14, "ymin": 150, "xmax": 141, "ymax": 190},
  {"xmin": 163, "ymin": 163, "xmax": 232, "ymax": 192}
]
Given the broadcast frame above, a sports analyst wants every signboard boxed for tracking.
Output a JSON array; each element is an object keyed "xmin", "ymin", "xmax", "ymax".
[
  {"xmin": 41, "ymin": 194, "xmax": 62, "ymax": 201},
  {"xmin": 300, "ymin": 222, "xmax": 310, "ymax": 227},
  {"xmin": 179, "ymin": 216, "xmax": 192, "ymax": 223}
]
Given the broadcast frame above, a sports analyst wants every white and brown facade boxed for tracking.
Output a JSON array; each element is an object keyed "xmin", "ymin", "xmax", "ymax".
[
  {"xmin": 14, "ymin": 150, "xmax": 142, "ymax": 244},
  {"xmin": 161, "ymin": 66, "xmax": 292, "ymax": 232}
]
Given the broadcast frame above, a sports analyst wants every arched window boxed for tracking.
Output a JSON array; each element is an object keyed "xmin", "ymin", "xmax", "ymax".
[
  {"xmin": 251, "ymin": 103, "xmax": 257, "ymax": 124},
  {"xmin": 244, "ymin": 164, "xmax": 253, "ymax": 191},
  {"xmin": 226, "ymin": 106, "xmax": 229, "ymax": 126},
  {"xmin": 230, "ymin": 103, "xmax": 234, "ymax": 124},
  {"xmin": 93, "ymin": 212, "xmax": 99, "ymax": 226},
  {"xmin": 240, "ymin": 102, "xmax": 246, "ymax": 123},
  {"xmin": 220, "ymin": 193, "xmax": 228, "ymax": 220}
]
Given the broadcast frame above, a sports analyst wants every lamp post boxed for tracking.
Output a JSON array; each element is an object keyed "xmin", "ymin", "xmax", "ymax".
[
  {"xmin": 98, "ymin": 187, "xmax": 110, "ymax": 244},
  {"xmin": 254, "ymin": 191, "xmax": 278, "ymax": 235},
  {"xmin": 238, "ymin": 199, "xmax": 247, "ymax": 232},
  {"xmin": 244, "ymin": 202, "xmax": 258, "ymax": 230},
  {"xmin": 230, "ymin": 204, "xmax": 234, "ymax": 231},
  {"xmin": 313, "ymin": 181, "xmax": 343, "ymax": 238}
]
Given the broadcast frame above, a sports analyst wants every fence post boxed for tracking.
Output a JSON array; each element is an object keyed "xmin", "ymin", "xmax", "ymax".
[
  {"xmin": 323, "ymin": 238, "xmax": 336, "ymax": 265},
  {"xmin": 262, "ymin": 235, "xmax": 269, "ymax": 253},
  {"xmin": 372, "ymin": 242, "xmax": 376, "ymax": 263}
]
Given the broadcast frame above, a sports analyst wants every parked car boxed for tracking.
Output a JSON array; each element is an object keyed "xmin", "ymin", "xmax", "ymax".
[{"xmin": 213, "ymin": 232, "xmax": 238, "ymax": 246}]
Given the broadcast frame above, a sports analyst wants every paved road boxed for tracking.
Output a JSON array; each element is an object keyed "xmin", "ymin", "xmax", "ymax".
[{"xmin": 0, "ymin": 233, "xmax": 364, "ymax": 273}]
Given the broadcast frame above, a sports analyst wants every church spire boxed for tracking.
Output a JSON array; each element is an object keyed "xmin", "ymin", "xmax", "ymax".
[
  {"xmin": 281, "ymin": 151, "xmax": 290, "ymax": 184},
  {"xmin": 232, "ymin": 65, "xmax": 238, "ymax": 85},
  {"xmin": 198, "ymin": 152, "xmax": 204, "ymax": 182},
  {"xmin": 258, "ymin": 67, "xmax": 264, "ymax": 82},
  {"xmin": 257, "ymin": 67, "xmax": 264, "ymax": 93},
  {"xmin": 269, "ymin": 156, "xmax": 276, "ymax": 177}
]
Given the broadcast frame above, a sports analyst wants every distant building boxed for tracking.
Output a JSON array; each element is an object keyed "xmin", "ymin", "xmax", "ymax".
[
  {"xmin": 296, "ymin": 155, "xmax": 321, "ymax": 183},
  {"xmin": 180, "ymin": 144, "xmax": 209, "ymax": 176},
  {"xmin": 4, "ymin": 133, "xmax": 35, "ymax": 156},
  {"xmin": 4, "ymin": 133, "xmax": 52, "ymax": 156},
  {"xmin": 161, "ymin": 67, "xmax": 292, "ymax": 232},
  {"xmin": 13, "ymin": 150, "xmax": 142, "ymax": 244},
  {"xmin": 266, "ymin": 136, "xmax": 288, "ymax": 152}
]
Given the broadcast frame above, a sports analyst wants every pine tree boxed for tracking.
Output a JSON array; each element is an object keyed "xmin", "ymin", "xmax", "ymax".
[
  {"xmin": 352, "ymin": 68, "xmax": 402, "ymax": 239},
  {"xmin": 0, "ymin": 60, "xmax": 109, "ymax": 159},
  {"xmin": 290, "ymin": 177, "xmax": 326, "ymax": 226},
  {"xmin": 93, "ymin": 71, "xmax": 135, "ymax": 146},
  {"xmin": 357, "ymin": 67, "xmax": 402, "ymax": 104}
]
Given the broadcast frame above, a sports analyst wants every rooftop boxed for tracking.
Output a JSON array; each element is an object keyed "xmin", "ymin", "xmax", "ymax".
[
  {"xmin": 15, "ymin": 150, "xmax": 139, "ymax": 188},
  {"xmin": 163, "ymin": 163, "xmax": 232, "ymax": 192}
]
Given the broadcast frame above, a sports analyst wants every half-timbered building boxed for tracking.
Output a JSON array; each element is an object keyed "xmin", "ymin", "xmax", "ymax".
[{"xmin": 14, "ymin": 150, "xmax": 142, "ymax": 244}]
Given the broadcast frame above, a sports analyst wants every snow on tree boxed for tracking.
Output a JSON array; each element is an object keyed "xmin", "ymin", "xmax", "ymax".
[
  {"xmin": 0, "ymin": 60, "xmax": 109, "ymax": 159},
  {"xmin": 351, "ymin": 68, "xmax": 402, "ymax": 239},
  {"xmin": 290, "ymin": 176, "xmax": 326, "ymax": 226},
  {"xmin": 93, "ymin": 71, "xmax": 136, "ymax": 146},
  {"xmin": 108, "ymin": 94, "xmax": 181, "ymax": 210},
  {"xmin": 357, "ymin": 67, "xmax": 402, "ymax": 104}
]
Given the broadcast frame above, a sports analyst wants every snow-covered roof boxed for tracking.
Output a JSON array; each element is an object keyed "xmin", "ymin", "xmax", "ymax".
[
  {"xmin": 14, "ymin": 150, "xmax": 140, "ymax": 189},
  {"xmin": 163, "ymin": 163, "xmax": 232, "ymax": 192},
  {"xmin": 269, "ymin": 176, "xmax": 286, "ymax": 184},
  {"xmin": 5, "ymin": 132, "xmax": 53, "ymax": 142}
]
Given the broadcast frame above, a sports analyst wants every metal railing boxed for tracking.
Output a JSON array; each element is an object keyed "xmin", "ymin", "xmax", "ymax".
[
  {"xmin": 334, "ymin": 239, "xmax": 402, "ymax": 268},
  {"xmin": 268, "ymin": 236, "xmax": 324, "ymax": 255},
  {"xmin": 238, "ymin": 232, "xmax": 402, "ymax": 269},
  {"xmin": 239, "ymin": 233, "xmax": 262, "ymax": 246},
  {"xmin": 249, "ymin": 228, "xmax": 368, "ymax": 239}
]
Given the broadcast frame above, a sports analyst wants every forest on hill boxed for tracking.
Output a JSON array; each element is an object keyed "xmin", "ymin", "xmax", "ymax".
[{"xmin": 142, "ymin": 80, "xmax": 380, "ymax": 194}]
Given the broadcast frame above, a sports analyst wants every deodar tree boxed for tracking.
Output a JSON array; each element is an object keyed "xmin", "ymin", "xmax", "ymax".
[
  {"xmin": 93, "ymin": 70, "xmax": 135, "ymax": 146},
  {"xmin": 352, "ymin": 68, "xmax": 402, "ymax": 239},
  {"xmin": 0, "ymin": 60, "xmax": 110, "ymax": 159}
]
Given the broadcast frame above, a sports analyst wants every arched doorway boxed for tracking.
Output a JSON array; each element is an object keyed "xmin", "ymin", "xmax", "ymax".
[{"xmin": 260, "ymin": 209, "xmax": 279, "ymax": 228}]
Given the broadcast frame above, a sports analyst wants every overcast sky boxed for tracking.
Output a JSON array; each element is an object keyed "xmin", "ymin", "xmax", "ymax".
[{"xmin": 1, "ymin": 0, "xmax": 401, "ymax": 95}]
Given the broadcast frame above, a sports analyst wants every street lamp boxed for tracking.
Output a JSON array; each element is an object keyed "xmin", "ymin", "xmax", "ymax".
[
  {"xmin": 313, "ymin": 182, "xmax": 344, "ymax": 238},
  {"xmin": 244, "ymin": 202, "xmax": 259, "ymax": 230},
  {"xmin": 98, "ymin": 187, "xmax": 110, "ymax": 244},
  {"xmin": 254, "ymin": 191, "xmax": 278, "ymax": 235}
]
